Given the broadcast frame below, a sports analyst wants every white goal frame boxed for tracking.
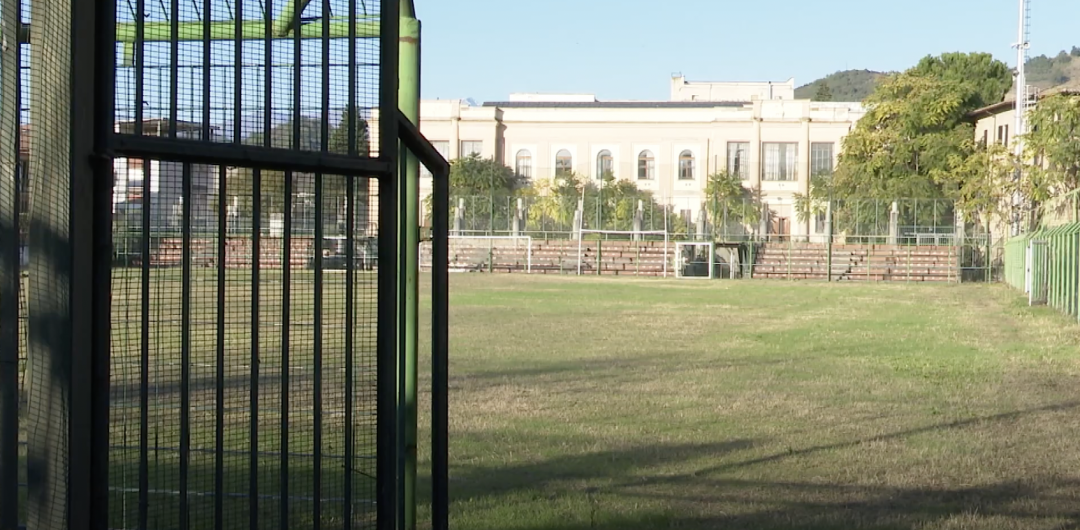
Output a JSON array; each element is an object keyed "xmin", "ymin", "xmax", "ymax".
[
  {"xmin": 675, "ymin": 241, "xmax": 716, "ymax": 280},
  {"xmin": 576, "ymin": 229, "xmax": 669, "ymax": 277},
  {"xmin": 422, "ymin": 235, "xmax": 533, "ymax": 273}
]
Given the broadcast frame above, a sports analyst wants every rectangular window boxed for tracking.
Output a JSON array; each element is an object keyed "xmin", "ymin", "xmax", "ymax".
[
  {"xmin": 460, "ymin": 140, "xmax": 483, "ymax": 157},
  {"xmin": 982, "ymin": 129, "xmax": 989, "ymax": 146},
  {"xmin": 727, "ymin": 142, "xmax": 749, "ymax": 179},
  {"xmin": 815, "ymin": 212, "xmax": 827, "ymax": 234},
  {"xmin": 762, "ymin": 142, "xmax": 798, "ymax": 181},
  {"xmin": 810, "ymin": 142, "xmax": 834, "ymax": 177},
  {"xmin": 421, "ymin": 141, "xmax": 450, "ymax": 178}
]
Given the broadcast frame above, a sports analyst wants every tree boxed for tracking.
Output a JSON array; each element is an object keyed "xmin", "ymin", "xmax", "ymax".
[
  {"xmin": 329, "ymin": 105, "xmax": 370, "ymax": 156},
  {"xmin": 704, "ymin": 171, "xmax": 760, "ymax": 237},
  {"xmin": 930, "ymin": 139, "xmax": 1015, "ymax": 226},
  {"xmin": 834, "ymin": 53, "xmax": 1012, "ymax": 205},
  {"xmin": 814, "ymin": 82, "xmax": 833, "ymax": 102},
  {"xmin": 909, "ymin": 52, "xmax": 1013, "ymax": 110},
  {"xmin": 448, "ymin": 154, "xmax": 524, "ymax": 195},
  {"xmin": 1021, "ymin": 93, "xmax": 1080, "ymax": 225},
  {"xmin": 425, "ymin": 155, "xmax": 525, "ymax": 232}
]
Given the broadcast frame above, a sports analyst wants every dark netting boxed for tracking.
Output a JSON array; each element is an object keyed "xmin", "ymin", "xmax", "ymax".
[
  {"xmin": 1, "ymin": 0, "xmax": 391, "ymax": 524},
  {"xmin": 106, "ymin": 0, "xmax": 384, "ymax": 520},
  {"xmin": 0, "ymin": 0, "xmax": 26, "ymax": 525}
]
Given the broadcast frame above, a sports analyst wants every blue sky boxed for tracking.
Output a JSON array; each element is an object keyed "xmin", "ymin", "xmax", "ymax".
[{"xmin": 414, "ymin": 0, "xmax": 1080, "ymax": 103}]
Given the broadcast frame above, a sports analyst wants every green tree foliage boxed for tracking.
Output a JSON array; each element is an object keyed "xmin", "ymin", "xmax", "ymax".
[
  {"xmin": 909, "ymin": 52, "xmax": 1013, "ymax": 110},
  {"xmin": 328, "ymin": 105, "xmax": 371, "ymax": 156},
  {"xmin": 448, "ymin": 154, "xmax": 526, "ymax": 196},
  {"xmin": 1021, "ymin": 93, "xmax": 1080, "ymax": 224},
  {"xmin": 835, "ymin": 54, "xmax": 1012, "ymax": 201},
  {"xmin": 703, "ymin": 171, "xmax": 761, "ymax": 235},
  {"xmin": 830, "ymin": 53, "xmax": 1013, "ymax": 230},
  {"xmin": 814, "ymin": 82, "xmax": 833, "ymax": 102},
  {"xmin": 930, "ymin": 140, "xmax": 1015, "ymax": 224}
]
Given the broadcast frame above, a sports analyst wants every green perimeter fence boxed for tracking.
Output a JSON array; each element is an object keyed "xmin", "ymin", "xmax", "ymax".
[{"xmin": 1005, "ymin": 223, "xmax": 1080, "ymax": 319}]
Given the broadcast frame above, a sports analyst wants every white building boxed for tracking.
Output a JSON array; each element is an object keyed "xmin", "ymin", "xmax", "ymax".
[
  {"xmin": 112, "ymin": 119, "xmax": 219, "ymax": 231},
  {"xmin": 416, "ymin": 75, "xmax": 866, "ymax": 239}
]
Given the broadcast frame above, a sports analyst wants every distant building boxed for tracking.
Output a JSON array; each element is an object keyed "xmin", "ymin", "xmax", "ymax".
[
  {"xmin": 112, "ymin": 119, "xmax": 219, "ymax": 231},
  {"xmin": 416, "ymin": 75, "xmax": 866, "ymax": 239}
]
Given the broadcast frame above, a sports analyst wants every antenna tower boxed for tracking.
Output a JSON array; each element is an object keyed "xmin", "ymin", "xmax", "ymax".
[{"xmin": 1012, "ymin": 0, "xmax": 1032, "ymax": 235}]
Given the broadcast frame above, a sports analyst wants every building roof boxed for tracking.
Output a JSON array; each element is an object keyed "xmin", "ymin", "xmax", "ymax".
[
  {"xmin": 481, "ymin": 100, "xmax": 749, "ymax": 109},
  {"xmin": 967, "ymin": 80, "xmax": 1080, "ymax": 120}
]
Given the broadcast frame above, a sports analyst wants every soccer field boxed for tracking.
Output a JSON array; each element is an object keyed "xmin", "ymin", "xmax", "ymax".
[{"xmin": 415, "ymin": 275, "xmax": 1080, "ymax": 530}]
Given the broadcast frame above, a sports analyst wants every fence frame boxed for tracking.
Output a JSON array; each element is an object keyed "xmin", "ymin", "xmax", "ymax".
[{"xmin": 0, "ymin": 0, "xmax": 451, "ymax": 529}]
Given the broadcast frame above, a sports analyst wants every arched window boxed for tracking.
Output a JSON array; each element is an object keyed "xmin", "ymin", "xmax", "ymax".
[
  {"xmin": 596, "ymin": 150, "xmax": 613, "ymax": 179},
  {"xmin": 515, "ymin": 149, "xmax": 532, "ymax": 179},
  {"xmin": 637, "ymin": 150, "xmax": 655, "ymax": 180},
  {"xmin": 679, "ymin": 150, "xmax": 695, "ymax": 180},
  {"xmin": 555, "ymin": 149, "xmax": 573, "ymax": 177}
]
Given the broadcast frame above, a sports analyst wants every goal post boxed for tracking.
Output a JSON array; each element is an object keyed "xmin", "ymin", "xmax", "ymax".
[
  {"xmin": 421, "ymin": 235, "xmax": 533, "ymax": 273},
  {"xmin": 576, "ymin": 229, "xmax": 670, "ymax": 277},
  {"xmin": 675, "ymin": 241, "xmax": 716, "ymax": 279}
]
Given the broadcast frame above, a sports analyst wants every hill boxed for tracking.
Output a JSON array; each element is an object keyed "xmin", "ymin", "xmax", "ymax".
[
  {"xmin": 796, "ymin": 48, "xmax": 1080, "ymax": 102},
  {"xmin": 794, "ymin": 70, "xmax": 888, "ymax": 102},
  {"xmin": 1025, "ymin": 47, "xmax": 1080, "ymax": 89}
]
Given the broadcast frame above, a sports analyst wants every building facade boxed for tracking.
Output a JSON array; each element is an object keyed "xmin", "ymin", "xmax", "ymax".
[{"xmin": 417, "ymin": 75, "xmax": 866, "ymax": 239}]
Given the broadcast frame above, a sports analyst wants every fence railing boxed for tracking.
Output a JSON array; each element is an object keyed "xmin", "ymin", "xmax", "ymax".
[
  {"xmin": 1004, "ymin": 223, "xmax": 1080, "ymax": 319},
  {"xmin": 418, "ymin": 233, "xmax": 997, "ymax": 283},
  {"xmin": 434, "ymin": 195, "xmax": 961, "ymax": 243}
]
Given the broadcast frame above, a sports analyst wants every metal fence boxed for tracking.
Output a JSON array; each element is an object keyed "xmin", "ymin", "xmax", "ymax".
[
  {"xmin": 1004, "ymin": 223, "xmax": 1080, "ymax": 319},
  {"xmin": 0, "ymin": 1, "xmax": 449, "ymax": 530},
  {"xmin": 441, "ymin": 195, "xmax": 961, "ymax": 243},
  {"xmin": 430, "ymin": 195, "xmax": 1000, "ymax": 282}
]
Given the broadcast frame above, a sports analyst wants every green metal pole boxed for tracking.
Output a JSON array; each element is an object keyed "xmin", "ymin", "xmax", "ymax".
[
  {"xmin": 826, "ymin": 200, "xmax": 833, "ymax": 282},
  {"xmin": 399, "ymin": 7, "xmax": 420, "ymax": 530},
  {"xmin": 748, "ymin": 241, "xmax": 754, "ymax": 280},
  {"xmin": 596, "ymin": 239, "xmax": 602, "ymax": 276}
]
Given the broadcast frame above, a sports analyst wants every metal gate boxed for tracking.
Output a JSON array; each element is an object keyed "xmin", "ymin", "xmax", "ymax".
[{"xmin": 0, "ymin": 0, "xmax": 449, "ymax": 529}]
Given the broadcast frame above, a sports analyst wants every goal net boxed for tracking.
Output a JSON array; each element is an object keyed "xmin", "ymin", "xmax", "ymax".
[
  {"xmin": 576, "ymin": 229, "xmax": 670, "ymax": 277},
  {"xmin": 675, "ymin": 241, "xmax": 716, "ymax": 279},
  {"xmin": 420, "ymin": 235, "xmax": 533, "ymax": 273}
]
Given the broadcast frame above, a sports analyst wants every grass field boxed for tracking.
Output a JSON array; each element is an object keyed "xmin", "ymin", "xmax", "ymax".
[{"xmin": 415, "ymin": 275, "xmax": 1080, "ymax": 530}]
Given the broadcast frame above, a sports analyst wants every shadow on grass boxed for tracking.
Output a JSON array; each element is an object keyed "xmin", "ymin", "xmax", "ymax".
[
  {"xmin": 451, "ymin": 355, "xmax": 808, "ymax": 387},
  {"xmin": 420, "ymin": 401, "xmax": 1080, "ymax": 530}
]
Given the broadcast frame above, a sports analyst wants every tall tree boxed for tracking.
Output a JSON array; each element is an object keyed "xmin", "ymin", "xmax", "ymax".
[
  {"xmin": 834, "ymin": 53, "xmax": 1012, "ymax": 211},
  {"xmin": 814, "ymin": 82, "xmax": 833, "ymax": 102},
  {"xmin": 909, "ymin": 52, "xmax": 1013, "ymax": 110},
  {"xmin": 329, "ymin": 105, "xmax": 371, "ymax": 156},
  {"xmin": 1021, "ymin": 93, "xmax": 1080, "ymax": 225},
  {"xmin": 704, "ymin": 171, "xmax": 760, "ymax": 236}
]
